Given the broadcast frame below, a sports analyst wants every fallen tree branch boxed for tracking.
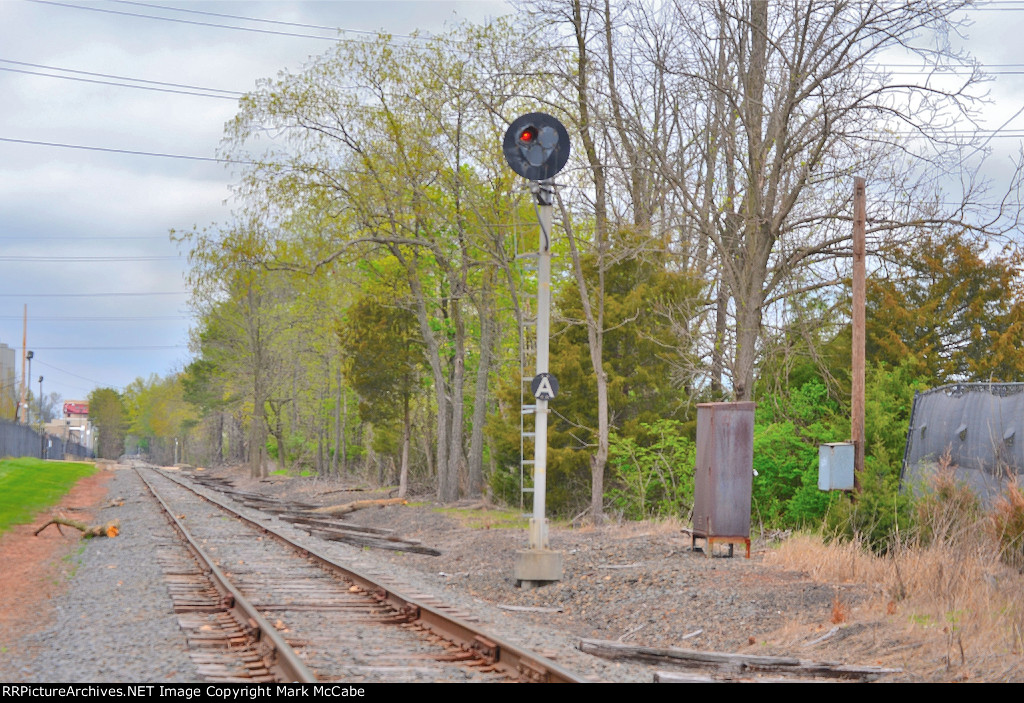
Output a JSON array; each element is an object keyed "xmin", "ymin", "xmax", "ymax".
[
  {"xmin": 803, "ymin": 625, "xmax": 840, "ymax": 647},
  {"xmin": 34, "ymin": 517, "xmax": 120, "ymax": 539}
]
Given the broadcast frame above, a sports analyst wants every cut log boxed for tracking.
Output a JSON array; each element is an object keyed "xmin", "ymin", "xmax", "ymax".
[
  {"xmin": 497, "ymin": 604, "xmax": 564, "ymax": 614},
  {"xmin": 34, "ymin": 517, "xmax": 120, "ymax": 539},
  {"xmin": 318, "ymin": 487, "xmax": 372, "ymax": 495},
  {"xmin": 579, "ymin": 639, "xmax": 900, "ymax": 681},
  {"xmin": 311, "ymin": 497, "xmax": 407, "ymax": 516}
]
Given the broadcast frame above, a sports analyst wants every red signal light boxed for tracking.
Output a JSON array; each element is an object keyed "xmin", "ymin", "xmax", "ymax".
[{"xmin": 519, "ymin": 125, "xmax": 538, "ymax": 143}]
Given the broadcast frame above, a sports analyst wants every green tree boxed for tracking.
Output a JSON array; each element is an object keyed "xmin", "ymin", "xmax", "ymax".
[
  {"xmin": 340, "ymin": 294, "xmax": 426, "ymax": 497},
  {"xmin": 87, "ymin": 387, "xmax": 126, "ymax": 460},
  {"xmin": 489, "ymin": 233, "xmax": 702, "ymax": 515},
  {"xmin": 220, "ymin": 23, "xmax": 539, "ymax": 500},
  {"xmin": 608, "ymin": 420, "xmax": 696, "ymax": 520},
  {"xmin": 122, "ymin": 374, "xmax": 197, "ymax": 465},
  {"xmin": 752, "ymin": 379, "xmax": 846, "ymax": 528},
  {"xmin": 868, "ymin": 229, "xmax": 1024, "ymax": 383}
]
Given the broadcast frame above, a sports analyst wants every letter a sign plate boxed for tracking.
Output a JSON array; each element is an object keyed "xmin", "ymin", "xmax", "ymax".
[{"xmin": 531, "ymin": 372, "xmax": 559, "ymax": 401}]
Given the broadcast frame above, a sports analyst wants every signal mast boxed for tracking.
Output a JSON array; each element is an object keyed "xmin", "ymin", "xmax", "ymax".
[{"xmin": 502, "ymin": 113, "xmax": 570, "ymax": 588}]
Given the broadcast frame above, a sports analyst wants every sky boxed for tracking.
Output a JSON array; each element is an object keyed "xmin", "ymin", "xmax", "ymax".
[
  {"xmin": 1, "ymin": 0, "xmax": 1024, "ymax": 412},
  {"xmin": 0, "ymin": 0, "xmax": 508, "ymax": 410}
]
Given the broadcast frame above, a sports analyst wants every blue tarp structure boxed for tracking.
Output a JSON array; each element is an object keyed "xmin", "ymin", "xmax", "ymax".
[{"xmin": 901, "ymin": 383, "xmax": 1023, "ymax": 504}]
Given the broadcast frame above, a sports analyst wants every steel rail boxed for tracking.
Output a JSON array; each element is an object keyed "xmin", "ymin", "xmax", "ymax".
[
  {"xmin": 135, "ymin": 466, "xmax": 317, "ymax": 683},
  {"xmin": 150, "ymin": 466, "xmax": 588, "ymax": 683}
]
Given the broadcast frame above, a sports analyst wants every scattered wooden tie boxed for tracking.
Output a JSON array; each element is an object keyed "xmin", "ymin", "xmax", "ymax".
[
  {"xmin": 308, "ymin": 527, "xmax": 441, "ymax": 556},
  {"xmin": 579, "ymin": 638, "xmax": 901, "ymax": 682}
]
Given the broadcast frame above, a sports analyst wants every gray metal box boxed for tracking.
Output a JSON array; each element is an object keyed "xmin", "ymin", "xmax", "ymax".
[
  {"xmin": 818, "ymin": 442, "xmax": 855, "ymax": 491},
  {"xmin": 692, "ymin": 402, "xmax": 755, "ymax": 540}
]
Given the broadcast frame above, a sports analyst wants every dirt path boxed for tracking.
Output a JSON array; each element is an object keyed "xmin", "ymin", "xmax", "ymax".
[{"xmin": 0, "ymin": 468, "xmax": 112, "ymax": 654}]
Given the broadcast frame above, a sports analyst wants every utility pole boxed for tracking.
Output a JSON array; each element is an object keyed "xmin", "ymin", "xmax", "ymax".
[
  {"xmin": 852, "ymin": 177, "xmax": 866, "ymax": 488},
  {"xmin": 19, "ymin": 307, "xmax": 27, "ymax": 424},
  {"xmin": 39, "ymin": 375, "xmax": 44, "ymax": 459},
  {"xmin": 24, "ymin": 350, "xmax": 33, "ymax": 425}
]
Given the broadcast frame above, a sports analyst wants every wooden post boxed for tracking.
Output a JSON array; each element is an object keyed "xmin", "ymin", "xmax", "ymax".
[
  {"xmin": 19, "ymin": 305, "xmax": 27, "ymax": 424},
  {"xmin": 852, "ymin": 178, "xmax": 866, "ymax": 488}
]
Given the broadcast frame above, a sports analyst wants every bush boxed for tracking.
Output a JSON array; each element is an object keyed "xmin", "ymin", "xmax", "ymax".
[
  {"xmin": 989, "ymin": 478, "xmax": 1024, "ymax": 571},
  {"xmin": 913, "ymin": 452, "xmax": 980, "ymax": 548},
  {"xmin": 825, "ymin": 445, "xmax": 912, "ymax": 554},
  {"xmin": 752, "ymin": 379, "xmax": 845, "ymax": 528},
  {"xmin": 607, "ymin": 420, "xmax": 695, "ymax": 520},
  {"xmin": 489, "ymin": 462, "xmax": 525, "ymax": 508}
]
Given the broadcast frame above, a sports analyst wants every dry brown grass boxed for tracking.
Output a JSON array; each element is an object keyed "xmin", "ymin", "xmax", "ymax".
[
  {"xmin": 765, "ymin": 529, "xmax": 1024, "ymax": 680},
  {"xmin": 990, "ymin": 478, "xmax": 1024, "ymax": 570},
  {"xmin": 830, "ymin": 589, "xmax": 848, "ymax": 624},
  {"xmin": 758, "ymin": 461, "xmax": 1024, "ymax": 680}
]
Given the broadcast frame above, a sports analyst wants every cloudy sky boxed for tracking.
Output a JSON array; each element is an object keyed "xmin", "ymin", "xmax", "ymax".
[
  {"xmin": 0, "ymin": 0, "xmax": 1023, "ymax": 411},
  {"xmin": 0, "ymin": 0, "xmax": 508, "ymax": 408}
]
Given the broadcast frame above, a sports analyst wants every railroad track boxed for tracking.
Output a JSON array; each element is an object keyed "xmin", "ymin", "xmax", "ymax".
[{"xmin": 134, "ymin": 465, "xmax": 587, "ymax": 684}]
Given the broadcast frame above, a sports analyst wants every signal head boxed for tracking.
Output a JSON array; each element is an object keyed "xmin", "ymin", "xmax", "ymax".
[{"xmin": 503, "ymin": 112, "xmax": 570, "ymax": 181}]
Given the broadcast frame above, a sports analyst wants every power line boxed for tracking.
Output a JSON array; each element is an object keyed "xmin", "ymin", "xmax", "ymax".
[
  {"xmin": 0, "ymin": 58, "xmax": 242, "ymax": 95},
  {"xmin": 108, "ymin": 0, "xmax": 404, "ymax": 38},
  {"xmin": 0, "ymin": 291, "xmax": 187, "ymax": 297},
  {"xmin": 0, "ymin": 66, "xmax": 240, "ymax": 100},
  {"xmin": 30, "ymin": 345, "xmax": 187, "ymax": 350},
  {"xmin": 27, "ymin": 0, "xmax": 379, "ymax": 43},
  {"xmin": 0, "ymin": 235, "xmax": 172, "ymax": 241},
  {"xmin": 0, "ymin": 315, "xmax": 188, "ymax": 321},
  {"xmin": 0, "ymin": 73, "xmax": 232, "ymax": 102},
  {"xmin": 0, "ymin": 255, "xmax": 180, "ymax": 262},
  {"xmin": 0, "ymin": 136, "xmax": 251, "ymax": 163},
  {"xmin": 35, "ymin": 359, "xmax": 114, "ymax": 387}
]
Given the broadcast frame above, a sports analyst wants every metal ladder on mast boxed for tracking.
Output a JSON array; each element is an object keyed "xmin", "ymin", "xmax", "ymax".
[{"xmin": 517, "ymin": 247, "xmax": 539, "ymax": 510}]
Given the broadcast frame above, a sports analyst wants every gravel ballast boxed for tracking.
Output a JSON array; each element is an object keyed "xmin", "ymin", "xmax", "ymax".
[
  {"xmin": 2, "ymin": 462, "xmax": 878, "ymax": 683},
  {"xmin": 1, "ymin": 467, "xmax": 198, "ymax": 683}
]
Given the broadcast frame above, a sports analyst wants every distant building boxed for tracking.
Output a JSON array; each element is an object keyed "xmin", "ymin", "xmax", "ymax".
[{"xmin": 57, "ymin": 400, "xmax": 94, "ymax": 453}]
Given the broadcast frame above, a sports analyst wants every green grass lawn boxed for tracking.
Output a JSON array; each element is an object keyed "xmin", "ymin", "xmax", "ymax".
[{"xmin": 0, "ymin": 458, "xmax": 96, "ymax": 536}]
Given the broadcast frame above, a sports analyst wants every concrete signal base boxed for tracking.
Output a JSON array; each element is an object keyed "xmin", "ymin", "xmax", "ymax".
[{"xmin": 514, "ymin": 549, "xmax": 563, "ymax": 589}]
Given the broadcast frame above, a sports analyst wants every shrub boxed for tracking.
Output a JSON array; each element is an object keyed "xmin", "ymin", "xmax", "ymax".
[
  {"xmin": 914, "ymin": 451, "xmax": 980, "ymax": 548},
  {"xmin": 752, "ymin": 379, "xmax": 845, "ymax": 528},
  {"xmin": 825, "ymin": 445, "xmax": 912, "ymax": 554},
  {"xmin": 489, "ymin": 462, "xmax": 525, "ymax": 508},
  {"xmin": 607, "ymin": 420, "xmax": 695, "ymax": 520},
  {"xmin": 989, "ymin": 478, "xmax": 1024, "ymax": 571}
]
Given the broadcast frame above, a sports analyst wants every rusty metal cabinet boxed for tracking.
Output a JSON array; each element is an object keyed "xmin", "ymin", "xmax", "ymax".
[{"xmin": 692, "ymin": 402, "xmax": 755, "ymax": 557}]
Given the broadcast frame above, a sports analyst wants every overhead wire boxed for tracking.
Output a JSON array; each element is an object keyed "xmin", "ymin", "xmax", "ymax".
[
  {"xmin": 0, "ymin": 235, "xmax": 175, "ymax": 241},
  {"xmin": 30, "ymin": 345, "xmax": 187, "ymax": 350},
  {"xmin": 26, "ymin": 0, "xmax": 395, "ymax": 44},
  {"xmin": 0, "ymin": 291, "xmax": 187, "ymax": 297},
  {"xmin": 0, "ymin": 315, "xmax": 188, "ymax": 321},
  {"xmin": 35, "ymin": 359, "xmax": 116, "ymax": 387},
  {"xmin": 0, "ymin": 66, "xmax": 240, "ymax": 99},
  {"xmin": 107, "ymin": 0, "xmax": 412, "ymax": 38},
  {"xmin": 0, "ymin": 58, "xmax": 242, "ymax": 95},
  {"xmin": 0, "ymin": 136, "xmax": 253, "ymax": 163},
  {"xmin": 0, "ymin": 255, "xmax": 181, "ymax": 261}
]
